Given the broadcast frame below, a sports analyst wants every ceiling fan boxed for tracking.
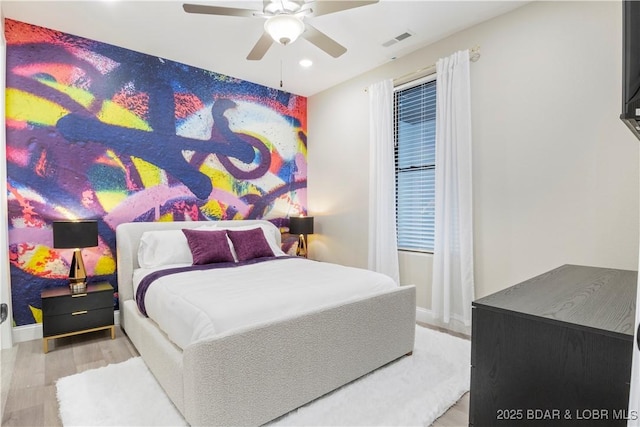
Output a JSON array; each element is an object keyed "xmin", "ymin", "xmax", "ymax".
[{"xmin": 183, "ymin": 0, "xmax": 379, "ymax": 60}]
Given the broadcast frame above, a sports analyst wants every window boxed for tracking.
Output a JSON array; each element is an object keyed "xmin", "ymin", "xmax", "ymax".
[{"xmin": 394, "ymin": 75, "xmax": 436, "ymax": 252}]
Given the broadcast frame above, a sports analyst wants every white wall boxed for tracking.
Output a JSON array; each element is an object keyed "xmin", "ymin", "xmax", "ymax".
[{"xmin": 308, "ymin": 1, "xmax": 639, "ymax": 312}]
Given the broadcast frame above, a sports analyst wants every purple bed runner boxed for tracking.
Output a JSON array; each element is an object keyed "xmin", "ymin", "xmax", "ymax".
[{"xmin": 135, "ymin": 256, "xmax": 298, "ymax": 317}]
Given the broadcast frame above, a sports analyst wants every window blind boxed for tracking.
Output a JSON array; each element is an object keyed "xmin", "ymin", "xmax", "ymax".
[{"xmin": 394, "ymin": 77, "xmax": 436, "ymax": 252}]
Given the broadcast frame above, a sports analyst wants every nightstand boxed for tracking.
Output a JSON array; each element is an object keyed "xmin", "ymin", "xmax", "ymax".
[{"xmin": 41, "ymin": 282, "xmax": 115, "ymax": 353}]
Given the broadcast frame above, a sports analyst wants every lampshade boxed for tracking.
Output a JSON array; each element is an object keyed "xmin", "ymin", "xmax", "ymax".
[
  {"xmin": 289, "ymin": 216, "xmax": 314, "ymax": 235},
  {"xmin": 264, "ymin": 15, "xmax": 305, "ymax": 45},
  {"xmin": 53, "ymin": 220, "xmax": 98, "ymax": 249}
]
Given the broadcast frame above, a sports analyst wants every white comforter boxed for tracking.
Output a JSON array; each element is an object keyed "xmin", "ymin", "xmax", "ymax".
[{"xmin": 133, "ymin": 258, "xmax": 397, "ymax": 349}]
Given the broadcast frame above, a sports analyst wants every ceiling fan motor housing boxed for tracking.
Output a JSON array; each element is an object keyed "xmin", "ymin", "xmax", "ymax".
[{"xmin": 264, "ymin": 0, "xmax": 305, "ymax": 15}]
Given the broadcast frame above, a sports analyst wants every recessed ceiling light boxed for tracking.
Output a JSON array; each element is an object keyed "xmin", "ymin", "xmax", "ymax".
[{"xmin": 299, "ymin": 59, "xmax": 313, "ymax": 68}]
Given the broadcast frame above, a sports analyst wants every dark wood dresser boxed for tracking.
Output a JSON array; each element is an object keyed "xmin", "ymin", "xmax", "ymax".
[
  {"xmin": 41, "ymin": 282, "xmax": 115, "ymax": 353},
  {"xmin": 470, "ymin": 264, "xmax": 637, "ymax": 426}
]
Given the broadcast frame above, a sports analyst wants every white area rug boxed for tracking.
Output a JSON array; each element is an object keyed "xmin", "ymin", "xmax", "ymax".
[{"xmin": 56, "ymin": 326, "xmax": 470, "ymax": 426}]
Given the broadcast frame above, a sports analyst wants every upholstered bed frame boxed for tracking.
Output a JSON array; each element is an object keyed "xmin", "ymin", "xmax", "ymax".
[{"xmin": 116, "ymin": 220, "xmax": 416, "ymax": 426}]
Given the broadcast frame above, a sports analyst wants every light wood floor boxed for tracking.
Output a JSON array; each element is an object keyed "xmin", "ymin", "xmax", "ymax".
[
  {"xmin": 1, "ymin": 328, "xmax": 138, "ymax": 426},
  {"xmin": 1, "ymin": 325, "xmax": 470, "ymax": 426}
]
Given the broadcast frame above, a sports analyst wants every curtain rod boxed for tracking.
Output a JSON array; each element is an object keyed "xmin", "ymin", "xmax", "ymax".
[
  {"xmin": 365, "ymin": 45, "xmax": 481, "ymax": 92},
  {"xmin": 394, "ymin": 45, "xmax": 480, "ymax": 86}
]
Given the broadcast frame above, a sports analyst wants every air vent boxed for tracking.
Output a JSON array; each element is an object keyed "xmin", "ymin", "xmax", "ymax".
[{"xmin": 382, "ymin": 30, "xmax": 414, "ymax": 48}]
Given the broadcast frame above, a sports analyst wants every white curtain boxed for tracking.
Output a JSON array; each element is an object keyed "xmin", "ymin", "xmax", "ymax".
[
  {"xmin": 368, "ymin": 79, "xmax": 400, "ymax": 285},
  {"xmin": 431, "ymin": 50, "xmax": 475, "ymax": 327}
]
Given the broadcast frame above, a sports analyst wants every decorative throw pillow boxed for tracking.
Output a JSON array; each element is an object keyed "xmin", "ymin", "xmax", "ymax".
[
  {"xmin": 182, "ymin": 229, "xmax": 235, "ymax": 265},
  {"xmin": 216, "ymin": 224, "xmax": 286, "ymax": 257},
  {"xmin": 226, "ymin": 228, "xmax": 275, "ymax": 261}
]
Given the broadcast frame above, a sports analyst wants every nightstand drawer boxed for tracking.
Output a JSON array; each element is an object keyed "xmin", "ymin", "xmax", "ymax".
[
  {"xmin": 43, "ymin": 307, "xmax": 114, "ymax": 337},
  {"xmin": 42, "ymin": 290, "xmax": 111, "ymax": 316},
  {"xmin": 42, "ymin": 284, "xmax": 112, "ymax": 316}
]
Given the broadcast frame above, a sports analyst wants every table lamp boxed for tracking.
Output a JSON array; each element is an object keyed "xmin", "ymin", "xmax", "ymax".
[
  {"xmin": 289, "ymin": 216, "xmax": 314, "ymax": 258},
  {"xmin": 53, "ymin": 220, "xmax": 98, "ymax": 292}
]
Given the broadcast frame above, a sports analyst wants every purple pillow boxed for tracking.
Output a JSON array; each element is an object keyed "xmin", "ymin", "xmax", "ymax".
[
  {"xmin": 182, "ymin": 229, "xmax": 235, "ymax": 265},
  {"xmin": 227, "ymin": 228, "xmax": 275, "ymax": 261}
]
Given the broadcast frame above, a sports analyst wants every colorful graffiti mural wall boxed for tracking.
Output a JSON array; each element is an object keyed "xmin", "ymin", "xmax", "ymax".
[{"xmin": 4, "ymin": 19, "xmax": 308, "ymax": 327}]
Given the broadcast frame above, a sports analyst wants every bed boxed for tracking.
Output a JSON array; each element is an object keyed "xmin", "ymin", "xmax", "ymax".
[{"xmin": 116, "ymin": 219, "xmax": 416, "ymax": 426}]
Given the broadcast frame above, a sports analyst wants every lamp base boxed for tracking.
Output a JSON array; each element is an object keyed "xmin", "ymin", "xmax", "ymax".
[
  {"xmin": 296, "ymin": 234, "xmax": 308, "ymax": 258},
  {"xmin": 68, "ymin": 249, "xmax": 88, "ymax": 292}
]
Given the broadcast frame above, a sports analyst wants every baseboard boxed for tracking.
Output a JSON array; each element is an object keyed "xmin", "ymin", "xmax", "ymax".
[
  {"xmin": 12, "ymin": 310, "xmax": 121, "ymax": 344},
  {"xmin": 416, "ymin": 307, "xmax": 471, "ymax": 337}
]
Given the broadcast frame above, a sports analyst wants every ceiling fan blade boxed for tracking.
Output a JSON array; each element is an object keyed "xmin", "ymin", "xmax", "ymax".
[
  {"xmin": 302, "ymin": 23, "xmax": 347, "ymax": 58},
  {"xmin": 183, "ymin": 3, "xmax": 258, "ymax": 17},
  {"xmin": 310, "ymin": 0, "xmax": 378, "ymax": 17},
  {"xmin": 247, "ymin": 32, "xmax": 274, "ymax": 60}
]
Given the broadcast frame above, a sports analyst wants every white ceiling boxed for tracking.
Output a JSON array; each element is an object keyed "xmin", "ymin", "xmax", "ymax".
[{"xmin": 1, "ymin": 0, "xmax": 528, "ymax": 96}]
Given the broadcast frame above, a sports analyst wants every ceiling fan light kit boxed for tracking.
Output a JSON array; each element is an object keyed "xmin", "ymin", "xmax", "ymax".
[{"xmin": 264, "ymin": 15, "xmax": 305, "ymax": 45}]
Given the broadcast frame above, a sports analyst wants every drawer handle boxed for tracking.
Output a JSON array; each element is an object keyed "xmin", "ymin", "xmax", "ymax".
[
  {"xmin": 72, "ymin": 310, "xmax": 88, "ymax": 316},
  {"xmin": 71, "ymin": 293, "xmax": 87, "ymax": 298}
]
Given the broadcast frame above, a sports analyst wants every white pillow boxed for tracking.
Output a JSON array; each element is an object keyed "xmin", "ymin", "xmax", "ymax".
[
  {"xmin": 138, "ymin": 230, "xmax": 193, "ymax": 268},
  {"xmin": 196, "ymin": 223, "xmax": 218, "ymax": 230},
  {"xmin": 215, "ymin": 223, "xmax": 285, "ymax": 258}
]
